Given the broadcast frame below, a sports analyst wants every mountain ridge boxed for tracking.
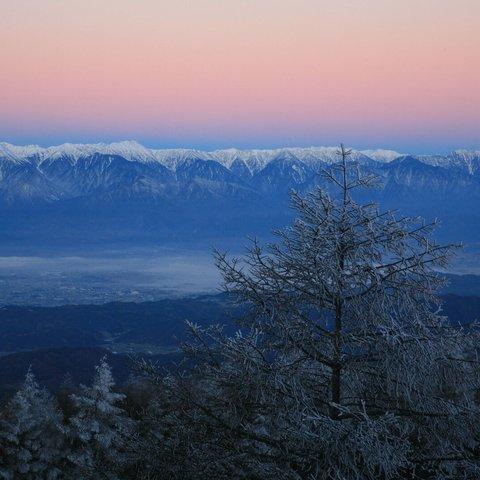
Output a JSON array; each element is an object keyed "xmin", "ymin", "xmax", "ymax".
[
  {"xmin": 1, "ymin": 141, "xmax": 479, "ymax": 247},
  {"xmin": 2, "ymin": 140, "xmax": 479, "ymax": 176},
  {"xmin": 1, "ymin": 141, "xmax": 404, "ymax": 167}
]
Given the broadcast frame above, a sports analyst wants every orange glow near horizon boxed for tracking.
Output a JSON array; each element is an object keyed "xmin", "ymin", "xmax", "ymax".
[{"xmin": 1, "ymin": 0, "xmax": 479, "ymax": 151}]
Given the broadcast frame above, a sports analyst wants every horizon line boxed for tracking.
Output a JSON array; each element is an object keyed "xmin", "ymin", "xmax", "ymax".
[{"xmin": 2, "ymin": 138, "xmax": 479, "ymax": 156}]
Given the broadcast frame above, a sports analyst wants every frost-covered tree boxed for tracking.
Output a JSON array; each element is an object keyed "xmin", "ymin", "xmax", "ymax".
[
  {"xmin": 67, "ymin": 357, "xmax": 133, "ymax": 479},
  {"xmin": 154, "ymin": 145, "xmax": 480, "ymax": 479},
  {"xmin": 0, "ymin": 369, "xmax": 65, "ymax": 480}
]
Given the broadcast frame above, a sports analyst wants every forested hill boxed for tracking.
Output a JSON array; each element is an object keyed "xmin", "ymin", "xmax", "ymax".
[
  {"xmin": 0, "ymin": 293, "xmax": 479, "ymax": 401},
  {"xmin": 2, "ymin": 293, "xmax": 479, "ymax": 355}
]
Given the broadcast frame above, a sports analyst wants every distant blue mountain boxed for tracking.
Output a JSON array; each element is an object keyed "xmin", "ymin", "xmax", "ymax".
[{"xmin": 1, "ymin": 142, "xmax": 479, "ymax": 246}]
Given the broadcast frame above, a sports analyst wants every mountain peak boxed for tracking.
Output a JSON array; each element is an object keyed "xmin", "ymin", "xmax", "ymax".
[{"xmin": 360, "ymin": 149, "xmax": 403, "ymax": 162}]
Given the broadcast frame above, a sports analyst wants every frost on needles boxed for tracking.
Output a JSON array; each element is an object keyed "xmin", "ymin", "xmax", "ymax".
[{"xmin": 148, "ymin": 145, "xmax": 480, "ymax": 479}]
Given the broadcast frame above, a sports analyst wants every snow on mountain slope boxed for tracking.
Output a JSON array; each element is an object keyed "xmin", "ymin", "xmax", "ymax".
[
  {"xmin": 211, "ymin": 146, "xmax": 375, "ymax": 171},
  {"xmin": 415, "ymin": 150, "xmax": 480, "ymax": 176},
  {"xmin": 1, "ymin": 141, "xmax": 479, "ymax": 178},
  {"xmin": 449, "ymin": 150, "xmax": 480, "ymax": 176},
  {"xmin": 0, "ymin": 141, "xmax": 158, "ymax": 164},
  {"xmin": 0, "ymin": 142, "xmax": 44, "ymax": 163},
  {"xmin": 361, "ymin": 149, "xmax": 403, "ymax": 162},
  {"xmin": 38, "ymin": 141, "xmax": 159, "ymax": 163},
  {"xmin": 151, "ymin": 149, "xmax": 213, "ymax": 170},
  {"xmin": 210, "ymin": 148, "xmax": 276, "ymax": 172}
]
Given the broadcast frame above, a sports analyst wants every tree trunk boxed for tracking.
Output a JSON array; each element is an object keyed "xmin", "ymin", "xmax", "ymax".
[{"xmin": 330, "ymin": 297, "xmax": 342, "ymax": 419}]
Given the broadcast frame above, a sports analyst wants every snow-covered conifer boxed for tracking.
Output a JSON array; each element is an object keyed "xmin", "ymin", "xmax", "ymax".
[
  {"xmin": 67, "ymin": 357, "xmax": 133, "ymax": 479},
  {"xmin": 0, "ymin": 369, "xmax": 65, "ymax": 480},
  {"xmin": 159, "ymin": 145, "xmax": 480, "ymax": 479}
]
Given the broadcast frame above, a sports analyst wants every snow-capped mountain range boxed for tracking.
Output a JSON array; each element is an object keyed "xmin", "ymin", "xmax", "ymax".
[
  {"xmin": 0, "ymin": 140, "xmax": 395, "ymax": 170},
  {"xmin": 2, "ymin": 139, "xmax": 479, "ymax": 175},
  {"xmin": 1, "ymin": 140, "xmax": 479, "ymax": 246}
]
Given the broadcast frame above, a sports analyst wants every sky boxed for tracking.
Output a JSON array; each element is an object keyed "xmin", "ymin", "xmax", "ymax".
[{"xmin": 0, "ymin": 0, "xmax": 479, "ymax": 153}]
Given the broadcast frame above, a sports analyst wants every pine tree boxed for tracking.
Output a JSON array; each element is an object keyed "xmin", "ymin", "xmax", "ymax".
[
  {"xmin": 67, "ymin": 357, "xmax": 133, "ymax": 479},
  {"xmin": 0, "ymin": 369, "xmax": 65, "ymax": 480},
  {"xmin": 160, "ymin": 145, "xmax": 480, "ymax": 479}
]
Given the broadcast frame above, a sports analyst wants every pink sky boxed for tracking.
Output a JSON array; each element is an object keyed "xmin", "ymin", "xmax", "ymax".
[{"xmin": 1, "ymin": 0, "xmax": 479, "ymax": 151}]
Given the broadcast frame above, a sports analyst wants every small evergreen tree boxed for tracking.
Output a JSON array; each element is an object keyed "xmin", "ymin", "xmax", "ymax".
[
  {"xmin": 0, "ymin": 369, "xmax": 65, "ymax": 480},
  {"xmin": 67, "ymin": 357, "xmax": 133, "ymax": 479}
]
